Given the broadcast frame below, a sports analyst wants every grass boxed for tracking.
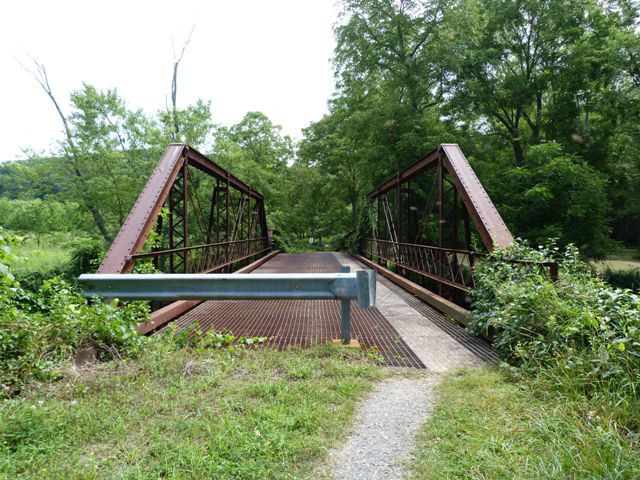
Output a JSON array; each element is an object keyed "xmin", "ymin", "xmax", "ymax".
[
  {"xmin": 0, "ymin": 344, "xmax": 383, "ymax": 479},
  {"xmin": 593, "ymin": 247, "xmax": 640, "ymax": 273},
  {"xmin": 408, "ymin": 368, "xmax": 640, "ymax": 480},
  {"xmin": 11, "ymin": 235, "xmax": 69, "ymax": 275}
]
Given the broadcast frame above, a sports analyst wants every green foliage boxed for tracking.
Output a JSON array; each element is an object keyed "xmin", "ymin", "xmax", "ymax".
[
  {"xmin": 604, "ymin": 267, "xmax": 640, "ymax": 293},
  {"xmin": 482, "ymin": 143, "xmax": 613, "ymax": 257},
  {"xmin": 9, "ymin": 235, "xmax": 104, "ymax": 291},
  {"xmin": 157, "ymin": 321, "xmax": 268, "ymax": 351},
  {"xmin": 212, "ymin": 113, "xmax": 294, "ymax": 228},
  {"xmin": 0, "ymin": 198, "xmax": 89, "ymax": 241},
  {"xmin": 64, "ymin": 238, "xmax": 104, "ymax": 278},
  {"xmin": 155, "ymin": 99, "xmax": 215, "ymax": 148},
  {"xmin": 0, "ymin": 230, "xmax": 147, "ymax": 395},
  {"xmin": 13, "ymin": 266, "xmax": 66, "ymax": 294},
  {"xmin": 469, "ymin": 241, "xmax": 640, "ymax": 427}
]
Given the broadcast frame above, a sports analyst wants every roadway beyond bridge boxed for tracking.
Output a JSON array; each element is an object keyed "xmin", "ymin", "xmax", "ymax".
[{"xmin": 173, "ymin": 251, "xmax": 496, "ymax": 371}]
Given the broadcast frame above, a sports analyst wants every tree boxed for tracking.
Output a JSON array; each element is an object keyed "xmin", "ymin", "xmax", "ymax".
[
  {"xmin": 211, "ymin": 112, "xmax": 295, "ymax": 233},
  {"xmin": 335, "ymin": 0, "xmax": 447, "ymax": 113},
  {"xmin": 22, "ymin": 61, "xmax": 113, "ymax": 241},
  {"xmin": 169, "ymin": 24, "xmax": 196, "ymax": 140}
]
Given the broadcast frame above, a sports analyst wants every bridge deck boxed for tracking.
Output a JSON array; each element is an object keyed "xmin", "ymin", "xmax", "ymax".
[{"xmin": 175, "ymin": 252, "xmax": 495, "ymax": 370}]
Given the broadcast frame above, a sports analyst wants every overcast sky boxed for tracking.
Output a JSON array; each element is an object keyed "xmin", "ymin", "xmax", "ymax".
[{"xmin": 0, "ymin": 0, "xmax": 340, "ymax": 160}]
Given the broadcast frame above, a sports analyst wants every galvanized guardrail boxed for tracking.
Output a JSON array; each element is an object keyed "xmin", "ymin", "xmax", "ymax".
[{"xmin": 79, "ymin": 267, "xmax": 376, "ymax": 343}]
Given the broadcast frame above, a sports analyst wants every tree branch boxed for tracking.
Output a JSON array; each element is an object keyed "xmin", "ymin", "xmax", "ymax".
[{"xmin": 171, "ymin": 23, "xmax": 196, "ymax": 139}]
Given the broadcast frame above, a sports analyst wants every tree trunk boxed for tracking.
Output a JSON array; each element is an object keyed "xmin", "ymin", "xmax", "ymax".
[
  {"xmin": 26, "ymin": 60, "xmax": 112, "ymax": 243},
  {"xmin": 512, "ymin": 138, "xmax": 525, "ymax": 167}
]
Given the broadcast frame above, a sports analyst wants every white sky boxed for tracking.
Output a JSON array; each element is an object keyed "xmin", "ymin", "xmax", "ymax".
[{"xmin": 0, "ymin": 0, "xmax": 340, "ymax": 160}]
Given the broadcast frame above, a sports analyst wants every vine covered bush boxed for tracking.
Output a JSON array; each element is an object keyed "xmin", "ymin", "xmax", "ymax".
[
  {"xmin": 0, "ymin": 229, "xmax": 148, "ymax": 396},
  {"xmin": 469, "ymin": 242, "xmax": 640, "ymax": 405}
]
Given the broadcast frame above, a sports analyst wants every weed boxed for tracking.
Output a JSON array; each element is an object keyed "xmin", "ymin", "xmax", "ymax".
[{"xmin": 469, "ymin": 241, "xmax": 640, "ymax": 429}]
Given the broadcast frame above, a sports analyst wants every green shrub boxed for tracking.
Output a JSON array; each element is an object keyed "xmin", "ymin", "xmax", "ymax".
[
  {"xmin": 13, "ymin": 265, "xmax": 66, "ymax": 292},
  {"xmin": 0, "ymin": 229, "xmax": 147, "ymax": 396},
  {"xmin": 65, "ymin": 237, "xmax": 105, "ymax": 278},
  {"xmin": 469, "ymin": 241, "xmax": 640, "ymax": 422},
  {"xmin": 604, "ymin": 267, "xmax": 640, "ymax": 293},
  {"xmin": 329, "ymin": 233, "xmax": 348, "ymax": 251}
]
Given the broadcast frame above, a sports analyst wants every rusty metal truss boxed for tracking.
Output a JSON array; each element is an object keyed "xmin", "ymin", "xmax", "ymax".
[
  {"xmin": 362, "ymin": 144, "xmax": 514, "ymax": 304},
  {"xmin": 361, "ymin": 144, "xmax": 558, "ymax": 310},
  {"xmin": 98, "ymin": 144, "xmax": 271, "ymax": 275}
]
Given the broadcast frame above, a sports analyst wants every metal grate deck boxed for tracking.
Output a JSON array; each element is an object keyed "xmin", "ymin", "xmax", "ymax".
[{"xmin": 175, "ymin": 253, "xmax": 425, "ymax": 368}]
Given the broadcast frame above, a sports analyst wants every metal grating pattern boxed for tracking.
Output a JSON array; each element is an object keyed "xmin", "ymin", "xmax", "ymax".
[
  {"xmin": 175, "ymin": 253, "xmax": 425, "ymax": 368},
  {"xmin": 253, "ymin": 252, "xmax": 342, "ymax": 274},
  {"xmin": 376, "ymin": 275, "xmax": 498, "ymax": 362}
]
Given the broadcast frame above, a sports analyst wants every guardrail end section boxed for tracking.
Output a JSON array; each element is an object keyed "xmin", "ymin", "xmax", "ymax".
[{"xmin": 356, "ymin": 269, "xmax": 376, "ymax": 308}]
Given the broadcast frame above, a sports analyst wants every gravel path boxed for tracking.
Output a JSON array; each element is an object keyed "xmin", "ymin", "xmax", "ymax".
[
  {"xmin": 318, "ymin": 253, "xmax": 487, "ymax": 479},
  {"xmin": 324, "ymin": 375, "xmax": 440, "ymax": 480}
]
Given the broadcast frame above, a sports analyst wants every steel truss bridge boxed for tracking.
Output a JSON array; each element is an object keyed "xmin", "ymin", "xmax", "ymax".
[{"xmin": 89, "ymin": 142, "xmax": 556, "ymax": 366}]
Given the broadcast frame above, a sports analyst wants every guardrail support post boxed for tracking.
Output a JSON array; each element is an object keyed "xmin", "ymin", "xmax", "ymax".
[
  {"xmin": 339, "ymin": 264, "xmax": 352, "ymax": 343},
  {"xmin": 340, "ymin": 299, "xmax": 351, "ymax": 343}
]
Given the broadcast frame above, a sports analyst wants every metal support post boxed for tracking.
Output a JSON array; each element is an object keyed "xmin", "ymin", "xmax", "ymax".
[{"xmin": 340, "ymin": 299, "xmax": 351, "ymax": 343}]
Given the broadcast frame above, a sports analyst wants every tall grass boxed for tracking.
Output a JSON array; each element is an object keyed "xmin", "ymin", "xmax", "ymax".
[{"xmin": 409, "ymin": 368, "xmax": 640, "ymax": 479}]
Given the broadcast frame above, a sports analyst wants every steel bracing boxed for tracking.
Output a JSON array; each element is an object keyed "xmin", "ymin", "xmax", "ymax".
[
  {"xmin": 98, "ymin": 144, "xmax": 271, "ymax": 275},
  {"xmin": 361, "ymin": 144, "xmax": 556, "ymax": 307}
]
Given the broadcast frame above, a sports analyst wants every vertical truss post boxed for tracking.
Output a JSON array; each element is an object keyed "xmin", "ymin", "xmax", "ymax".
[
  {"xmin": 183, "ymin": 162, "xmax": 189, "ymax": 273},
  {"xmin": 438, "ymin": 157, "xmax": 444, "ymax": 295},
  {"xmin": 395, "ymin": 176, "xmax": 402, "ymax": 243},
  {"xmin": 168, "ymin": 166, "xmax": 187, "ymax": 273},
  {"xmin": 376, "ymin": 196, "xmax": 381, "ymax": 260},
  {"xmin": 453, "ymin": 188, "xmax": 459, "ymax": 250},
  {"xmin": 259, "ymin": 199, "xmax": 268, "ymax": 250},
  {"xmin": 152, "ymin": 214, "xmax": 163, "ymax": 271},
  {"xmin": 225, "ymin": 174, "xmax": 231, "ymax": 271},
  {"xmin": 406, "ymin": 180, "xmax": 413, "ymax": 243},
  {"xmin": 168, "ymin": 184, "xmax": 175, "ymax": 273},
  {"xmin": 451, "ymin": 187, "xmax": 460, "ymax": 290}
]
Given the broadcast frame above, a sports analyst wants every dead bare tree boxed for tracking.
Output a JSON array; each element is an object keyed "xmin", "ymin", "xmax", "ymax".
[
  {"xmin": 170, "ymin": 24, "xmax": 196, "ymax": 140},
  {"xmin": 18, "ymin": 57, "xmax": 111, "ymax": 242}
]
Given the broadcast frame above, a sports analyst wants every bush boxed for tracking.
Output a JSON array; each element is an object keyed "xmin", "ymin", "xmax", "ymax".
[
  {"xmin": 483, "ymin": 143, "xmax": 614, "ymax": 257},
  {"xmin": 604, "ymin": 267, "xmax": 640, "ymax": 293},
  {"xmin": 0, "ymin": 229, "xmax": 147, "ymax": 396},
  {"xmin": 13, "ymin": 265, "xmax": 66, "ymax": 292},
  {"xmin": 469, "ymin": 241, "xmax": 640, "ymax": 423},
  {"xmin": 65, "ymin": 238, "xmax": 105, "ymax": 278},
  {"xmin": 329, "ymin": 233, "xmax": 348, "ymax": 251}
]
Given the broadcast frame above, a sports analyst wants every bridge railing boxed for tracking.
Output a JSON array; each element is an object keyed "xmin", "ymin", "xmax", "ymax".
[
  {"xmin": 361, "ymin": 238, "xmax": 477, "ymax": 292},
  {"xmin": 361, "ymin": 237, "xmax": 558, "ymax": 295},
  {"xmin": 79, "ymin": 267, "xmax": 377, "ymax": 343},
  {"xmin": 129, "ymin": 237, "xmax": 271, "ymax": 274}
]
